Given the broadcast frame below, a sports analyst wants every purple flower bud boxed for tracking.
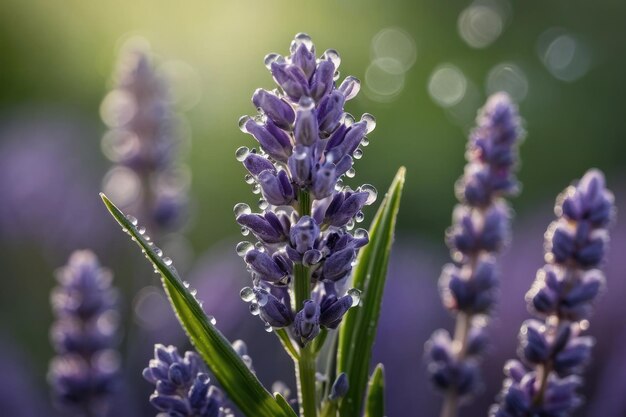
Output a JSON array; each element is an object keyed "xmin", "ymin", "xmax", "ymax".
[
  {"xmin": 237, "ymin": 213, "xmax": 286, "ymax": 244},
  {"xmin": 317, "ymin": 91, "xmax": 345, "ymax": 135},
  {"xmin": 325, "ymin": 191, "xmax": 369, "ymax": 227},
  {"xmin": 311, "ymin": 162, "xmax": 337, "ymax": 200},
  {"xmin": 288, "ymin": 145, "xmax": 314, "ymax": 185},
  {"xmin": 243, "ymin": 153, "xmax": 276, "ymax": 177},
  {"xmin": 244, "ymin": 119, "xmax": 292, "ymax": 162},
  {"xmin": 245, "ymin": 250, "xmax": 288, "ymax": 282},
  {"xmin": 294, "ymin": 98, "xmax": 319, "ymax": 146},
  {"xmin": 252, "ymin": 89, "xmax": 295, "ymax": 129},
  {"xmin": 320, "ymin": 294, "xmax": 353, "ymax": 329},
  {"xmin": 294, "ymin": 300, "xmax": 321, "ymax": 345},
  {"xmin": 256, "ymin": 289, "xmax": 294, "ymax": 327},
  {"xmin": 270, "ymin": 62, "xmax": 310, "ymax": 101},
  {"xmin": 329, "ymin": 373, "xmax": 349, "ymax": 400},
  {"xmin": 310, "ymin": 60, "xmax": 335, "ymax": 101},
  {"xmin": 289, "ymin": 216, "xmax": 320, "ymax": 255},
  {"xmin": 258, "ymin": 170, "xmax": 294, "ymax": 206},
  {"xmin": 292, "ymin": 43, "xmax": 316, "ymax": 80}
]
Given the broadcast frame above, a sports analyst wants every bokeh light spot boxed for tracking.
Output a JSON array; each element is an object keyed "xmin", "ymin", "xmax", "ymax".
[
  {"xmin": 428, "ymin": 64, "xmax": 467, "ymax": 107},
  {"xmin": 371, "ymin": 27, "xmax": 417, "ymax": 72},
  {"xmin": 486, "ymin": 62, "xmax": 528, "ymax": 101},
  {"xmin": 365, "ymin": 58, "xmax": 406, "ymax": 102},
  {"xmin": 537, "ymin": 28, "xmax": 592, "ymax": 82}
]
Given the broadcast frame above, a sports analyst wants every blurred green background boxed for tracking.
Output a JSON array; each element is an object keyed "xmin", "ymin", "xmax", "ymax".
[{"xmin": 1, "ymin": 0, "xmax": 625, "ymax": 414}]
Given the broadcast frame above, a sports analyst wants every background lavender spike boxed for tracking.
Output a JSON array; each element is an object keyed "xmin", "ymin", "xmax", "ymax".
[
  {"xmin": 490, "ymin": 169, "xmax": 615, "ymax": 417},
  {"xmin": 48, "ymin": 250, "xmax": 120, "ymax": 417},
  {"xmin": 143, "ymin": 344, "xmax": 233, "ymax": 417},
  {"xmin": 101, "ymin": 38, "xmax": 189, "ymax": 236},
  {"xmin": 234, "ymin": 33, "xmax": 376, "ymax": 345},
  {"xmin": 426, "ymin": 92, "xmax": 523, "ymax": 416}
]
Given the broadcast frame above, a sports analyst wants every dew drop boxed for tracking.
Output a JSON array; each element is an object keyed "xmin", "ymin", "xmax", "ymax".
[
  {"xmin": 291, "ymin": 33, "xmax": 313, "ymax": 53},
  {"xmin": 354, "ymin": 228, "xmax": 369, "ymax": 240},
  {"xmin": 144, "ymin": 235, "xmax": 151, "ymax": 241},
  {"xmin": 245, "ymin": 174, "xmax": 255, "ymax": 184},
  {"xmin": 360, "ymin": 184, "xmax": 378, "ymax": 205},
  {"xmin": 126, "ymin": 215, "xmax": 138, "ymax": 226},
  {"xmin": 342, "ymin": 113, "xmax": 355, "ymax": 127},
  {"xmin": 353, "ymin": 148, "xmax": 363, "ymax": 160},
  {"xmin": 264, "ymin": 53, "xmax": 285, "ymax": 70},
  {"xmin": 137, "ymin": 226, "xmax": 146, "ymax": 235},
  {"xmin": 208, "ymin": 315, "xmax": 217, "ymax": 325},
  {"xmin": 355, "ymin": 211, "xmax": 365, "ymax": 223},
  {"xmin": 346, "ymin": 219, "xmax": 355, "ymax": 231},
  {"xmin": 361, "ymin": 113, "xmax": 377, "ymax": 133},
  {"xmin": 183, "ymin": 281, "xmax": 190, "ymax": 288},
  {"xmin": 322, "ymin": 49, "xmax": 341, "ymax": 69},
  {"xmin": 347, "ymin": 288, "xmax": 362, "ymax": 307},
  {"xmin": 255, "ymin": 242, "xmax": 264, "ymax": 250},
  {"xmin": 252, "ymin": 183, "xmax": 261, "ymax": 195},
  {"xmin": 233, "ymin": 203, "xmax": 252, "ymax": 217},
  {"xmin": 238, "ymin": 115, "xmax": 251, "ymax": 133},
  {"xmin": 361, "ymin": 137, "xmax": 370, "ymax": 147},
  {"xmin": 236, "ymin": 241, "xmax": 254, "ymax": 257},
  {"xmin": 122, "ymin": 227, "xmax": 128, "ymax": 233},
  {"xmin": 154, "ymin": 248, "xmax": 163, "ymax": 257},
  {"xmin": 258, "ymin": 199, "xmax": 269, "ymax": 210},
  {"xmin": 190, "ymin": 288, "xmax": 198, "ymax": 296},
  {"xmin": 241, "ymin": 226, "xmax": 250, "ymax": 236},
  {"xmin": 255, "ymin": 290, "xmax": 269, "ymax": 307},
  {"xmin": 264, "ymin": 322, "xmax": 273, "ymax": 333},
  {"xmin": 163, "ymin": 257, "xmax": 173, "ymax": 266},
  {"xmin": 240, "ymin": 287, "xmax": 255, "ymax": 302},
  {"xmin": 250, "ymin": 303, "xmax": 260, "ymax": 316},
  {"xmin": 235, "ymin": 146, "xmax": 250, "ymax": 162},
  {"xmin": 346, "ymin": 167, "xmax": 356, "ymax": 178}
]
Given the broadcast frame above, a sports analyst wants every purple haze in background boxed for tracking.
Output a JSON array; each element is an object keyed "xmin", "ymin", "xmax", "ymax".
[{"xmin": 0, "ymin": 110, "xmax": 111, "ymax": 256}]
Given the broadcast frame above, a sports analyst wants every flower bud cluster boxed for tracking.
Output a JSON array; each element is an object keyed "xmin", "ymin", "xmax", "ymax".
[
  {"xmin": 48, "ymin": 250, "xmax": 120, "ymax": 415},
  {"xmin": 490, "ymin": 169, "xmax": 615, "ymax": 417},
  {"xmin": 101, "ymin": 39, "xmax": 188, "ymax": 233},
  {"xmin": 426, "ymin": 93, "xmax": 523, "ymax": 400},
  {"xmin": 143, "ymin": 344, "xmax": 232, "ymax": 417},
  {"xmin": 234, "ymin": 33, "xmax": 376, "ymax": 346}
]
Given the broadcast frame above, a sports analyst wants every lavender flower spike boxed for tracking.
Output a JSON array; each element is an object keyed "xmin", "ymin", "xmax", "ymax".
[
  {"xmin": 490, "ymin": 169, "xmax": 615, "ymax": 417},
  {"xmin": 48, "ymin": 250, "xmax": 120, "ymax": 416},
  {"xmin": 101, "ymin": 39, "xmax": 189, "ymax": 235},
  {"xmin": 234, "ymin": 33, "xmax": 376, "ymax": 346},
  {"xmin": 425, "ymin": 93, "xmax": 523, "ymax": 417},
  {"xmin": 143, "ymin": 344, "xmax": 233, "ymax": 417}
]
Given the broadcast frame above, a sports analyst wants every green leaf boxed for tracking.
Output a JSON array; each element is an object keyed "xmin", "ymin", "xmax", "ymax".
[
  {"xmin": 100, "ymin": 193, "xmax": 293, "ymax": 417},
  {"xmin": 336, "ymin": 167, "xmax": 405, "ymax": 417},
  {"xmin": 275, "ymin": 393, "xmax": 299, "ymax": 417},
  {"xmin": 364, "ymin": 364, "xmax": 385, "ymax": 417}
]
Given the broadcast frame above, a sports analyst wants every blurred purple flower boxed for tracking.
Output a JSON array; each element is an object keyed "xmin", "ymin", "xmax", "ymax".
[
  {"xmin": 101, "ymin": 39, "xmax": 189, "ymax": 235},
  {"xmin": 48, "ymin": 250, "xmax": 121, "ymax": 416}
]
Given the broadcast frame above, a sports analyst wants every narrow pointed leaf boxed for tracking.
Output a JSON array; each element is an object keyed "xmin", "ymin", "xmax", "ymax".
[
  {"xmin": 100, "ymin": 193, "xmax": 292, "ymax": 417},
  {"xmin": 275, "ymin": 393, "xmax": 299, "ymax": 417},
  {"xmin": 365, "ymin": 364, "xmax": 385, "ymax": 417},
  {"xmin": 336, "ymin": 167, "xmax": 405, "ymax": 417}
]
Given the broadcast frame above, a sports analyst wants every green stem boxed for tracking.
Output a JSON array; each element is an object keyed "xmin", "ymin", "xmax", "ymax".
[
  {"xmin": 320, "ymin": 400, "xmax": 338, "ymax": 417},
  {"xmin": 294, "ymin": 187, "xmax": 317, "ymax": 417},
  {"xmin": 311, "ymin": 328, "xmax": 328, "ymax": 355},
  {"xmin": 296, "ymin": 345, "xmax": 318, "ymax": 417},
  {"xmin": 275, "ymin": 328, "xmax": 300, "ymax": 360}
]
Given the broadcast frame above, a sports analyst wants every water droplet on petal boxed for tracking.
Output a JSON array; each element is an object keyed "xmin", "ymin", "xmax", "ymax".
[
  {"xmin": 355, "ymin": 211, "xmax": 365, "ymax": 223},
  {"xmin": 361, "ymin": 113, "xmax": 377, "ymax": 133},
  {"xmin": 347, "ymin": 288, "xmax": 362, "ymax": 307},
  {"xmin": 346, "ymin": 168, "xmax": 356, "ymax": 178},
  {"xmin": 245, "ymin": 174, "xmax": 255, "ymax": 184},
  {"xmin": 346, "ymin": 219, "xmax": 355, "ymax": 231},
  {"xmin": 233, "ymin": 203, "xmax": 252, "ymax": 217},
  {"xmin": 250, "ymin": 303, "xmax": 260, "ymax": 316},
  {"xmin": 264, "ymin": 322, "xmax": 274, "ymax": 333},
  {"xmin": 241, "ymin": 226, "xmax": 250, "ymax": 236},
  {"xmin": 235, "ymin": 146, "xmax": 250, "ymax": 162},
  {"xmin": 252, "ymin": 183, "xmax": 261, "ymax": 195},
  {"xmin": 264, "ymin": 53, "xmax": 285, "ymax": 70},
  {"xmin": 255, "ymin": 289, "xmax": 269, "ymax": 307},
  {"xmin": 353, "ymin": 148, "xmax": 363, "ymax": 160},
  {"xmin": 258, "ymin": 199, "xmax": 269, "ymax": 210},
  {"xmin": 361, "ymin": 137, "xmax": 370, "ymax": 147},
  {"xmin": 360, "ymin": 184, "xmax": 378, "ymax": 205},
  {"xmin": 322, "ymin": 49, "xmax": 341, "ymax": 69},
  {"xmin": 240, "ymin": 287, "xmax": 255, "ymax": 302},
  {"xmin": 354, "ymin": 228, "xmax": 369, "ymax": 240},
  {"xmin": 236, "ymin": 241, "xmax": 254, "ymax": 257}
]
